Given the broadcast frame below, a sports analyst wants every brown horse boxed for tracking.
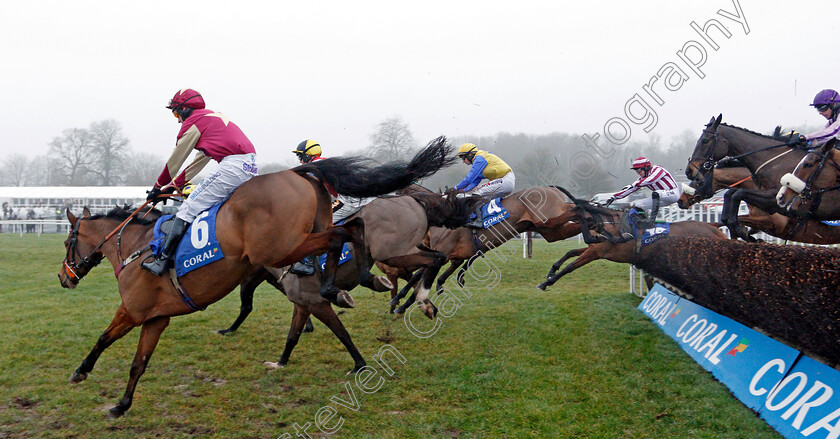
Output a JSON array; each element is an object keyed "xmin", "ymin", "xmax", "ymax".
[
  {"xmin": 390, "ymin": 185, "xmax": 581, "ymax": 312},
  {"xmin": 536, "ymin": 187, "xmax": 727, "ymax": 290},
  {"xmin": 686, "ymin": 115, "xmax": 809, "ymax": 240},
  {"xmin": 777, "ymin": 138, "xmax": 840, "ymax": 220},
  {"xmin": 57, "ymin": 137, "xmax": 456, "ymax": 418},
  {"xmin": 215, "ymin": 190, "xmax": 480, "ymax": 372},
  {"xmin": 680, "ymin": 162, "xmax": 840, "ymax": 244}
]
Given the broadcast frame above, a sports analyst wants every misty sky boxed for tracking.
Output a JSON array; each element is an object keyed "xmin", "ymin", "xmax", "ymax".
[{"xmin": 1, "ymin": 0, "xmax": 837, "ymax": 167}]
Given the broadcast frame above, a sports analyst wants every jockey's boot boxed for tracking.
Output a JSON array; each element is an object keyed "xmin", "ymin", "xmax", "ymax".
[
  {"xmin": 142, "ymin": 217, "xmax": 189, "ymax": 276},
  {"xmin": 464, "ymin": 204, "xmax": 484, "ymax": 229},
  {"xmin": 289, "ymin": 255, "xmax": 317, "ymax": 276}
]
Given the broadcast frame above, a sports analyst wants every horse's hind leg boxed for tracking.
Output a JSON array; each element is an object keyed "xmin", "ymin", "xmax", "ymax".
[
  {"xmin": 389, "ymin": 268, "xmax": 424, "ymax": 308},
  {"xmin": 70, "ymin": 306, "xmax": 136, "ymax": 384},
  {"xmin": 218, "ymin": 267, "xmax": 272, "ymax": 335},
  {"xmin": 545, "ymin": 248, "xmax": 586, "ymax": 281},
  {"xmin": 108, "ymin": 316, "xmax": 170, "ymax": 419},
  {"xmin": 307, "ymin": 302, "xmax": 366, "ymax": 374},
  {"xmin": 269, "ymin": 303, "xmax": 311, "ymax": 369},
  {"xmin": 435, "ymin": 259, "xmax": 465, "ymax": 295}
]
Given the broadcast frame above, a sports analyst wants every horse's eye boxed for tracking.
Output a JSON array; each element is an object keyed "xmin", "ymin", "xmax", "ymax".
[{"xmin": 804, "ymin": 163, "xmax": 814, "ymax": 168}]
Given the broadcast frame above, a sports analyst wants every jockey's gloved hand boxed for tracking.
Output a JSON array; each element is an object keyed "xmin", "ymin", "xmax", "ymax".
[
  {"xmin": 787, "ymin": 134, "xmax": 807, "ymax": 147},
  {"xmin": 605, "ymin": 197, "xmax": 615, "ymax": 207},
  {"xmin": 146, "ymin": 186, "xmax": 163, "ymax": 202}
]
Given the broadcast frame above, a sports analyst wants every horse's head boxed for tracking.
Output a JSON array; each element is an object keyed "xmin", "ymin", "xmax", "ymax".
[
  {"xmin": 59, "ymin": 207, "xmax": 105, "ymax": 288},
  {"xmin": 777, "ymin": 138, "xmax": 840, "ymax": 215},
  {"xmin": 686, "ymin": 115, "xmax": 725, "ymax": 183}
]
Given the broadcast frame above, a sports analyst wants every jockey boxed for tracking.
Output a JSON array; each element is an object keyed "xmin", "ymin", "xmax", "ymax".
[
  {"xmin": 454, "ymin": 143, "xmax": 516, "ymax": 228},
  {"xmin": 800, "ymin": 89, "xmax": 840, "ymax": 145},
  {"xmin": 142, "ymin": 89, "xmax": 258, "ymax": 276},
  {"xmin": 293, "ymin": 139, "xmax": 323, "ymax": 164},
  {"xmin": 606, "ymin": 157, "xmax": 680, "ymax": 226}
]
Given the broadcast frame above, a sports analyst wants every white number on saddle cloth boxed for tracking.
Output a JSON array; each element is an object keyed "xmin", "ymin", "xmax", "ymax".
[
  {"xmin": 651, "ymin": 226, "xmax": 667, "ymax": 235},
  {"xmin": 190, "ymin": 211, "xmax": 210, "ymax": 249},
  {"xmin": 487, "ymin": 199, "xmax": 503, "ymax": 215}
]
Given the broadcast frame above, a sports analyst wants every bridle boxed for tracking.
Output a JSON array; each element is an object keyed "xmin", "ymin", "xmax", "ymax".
[
  {"xmin": 791, "ymin": 148, "xmax": 840, "ymax": 202},
  {"xmin": 61, "ymin": 217, "xmax": 105, "ymax": 283}
]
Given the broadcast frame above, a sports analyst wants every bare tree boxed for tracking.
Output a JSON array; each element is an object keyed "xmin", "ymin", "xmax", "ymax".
[
  {"xmin": 369, "ymin": 116, "xmax": 416, "ymax": 161},
  {"xmin": 122, "ymin": 151, "xmax": 164, "ymax": 185},
  {"xmin": 27, "ymin": 155, "xmax": 63, "ymax": 186},
  {"xmin": 1, "ymin": 155, "xmax": 29, "ymax": 186},
  {"xmin": 88, "ymin": 119, "xmax": 130, "ymax": 185},
  {"xmin": 49, "ymin": 128, "xmax": 95, "ymax": 185}
]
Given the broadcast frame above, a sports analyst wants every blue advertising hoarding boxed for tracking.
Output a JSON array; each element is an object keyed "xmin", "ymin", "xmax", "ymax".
[{"xmin": 639, "ymin": 284, "xmax": 840, "ymax": 439}]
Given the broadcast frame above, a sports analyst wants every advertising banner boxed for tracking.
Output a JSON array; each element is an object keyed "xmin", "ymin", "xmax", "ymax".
[{"xmin": 638, "ymin": 284, "xmax": 840, "ymax": 439}]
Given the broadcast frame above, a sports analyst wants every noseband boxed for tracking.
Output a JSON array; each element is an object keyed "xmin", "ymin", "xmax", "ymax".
[{"xmin": 62, "ymin": 218, "xmax": 104, "ymax": 282}]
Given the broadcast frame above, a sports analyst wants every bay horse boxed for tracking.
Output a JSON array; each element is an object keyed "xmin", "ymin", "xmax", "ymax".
[
  {"xmin": 687, "ymin": 115, "xmax": 808, "ymax": 240},
  {"xmin": 777, "ymin": 138, "xmax": 840, "ymax": 220},
  {"xmin": 57, "ymin": 137, "xmax": 456, "ymax": 418},
  {"xmin": 390, "ymin": 185, "xmax": 581, "ymax": 312},
  {"xmin": 680, "ymin": 161, "xmax": 840, "ymax": 244},
  {"xmin": 214, "ymin": 189, "xmax": 480, "ymax": 372},
  {"xmin": 536, "ymin": 186, "xmax": 727, "ymax": 291}
]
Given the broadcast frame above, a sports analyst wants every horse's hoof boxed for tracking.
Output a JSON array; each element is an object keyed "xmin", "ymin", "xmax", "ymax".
[
  {"xmin": 335, "ymin": 291, "xmax": 356, "ymax": 309},
  {"xmin": 347, "ymin": 365, "xmax": 365, "ymax": 375},
  {"xmin": 536, "ymin": 283, "xmax": 549, "ymax": 291},
  {"xmin": 371, "ymin": 276, "xmax": 394, "ymax": 292},
  {"xmin": 264, "ymin": 361, "xmax": 284, "ymax": 369},
  {"xmin": 69, "ymin": 371, "xmax": 87, "ymax": 384},
  {"xmin": 216, "ymin": 329, "xmax": 234, "ymax": 336},
  {"xmin": 106, "ymin": 406, "xmax": 125, "ymax": 419}
]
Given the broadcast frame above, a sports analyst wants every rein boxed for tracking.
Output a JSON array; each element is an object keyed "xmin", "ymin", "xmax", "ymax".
[{"xmin": 693, "ymin": 125, "xmax": 792, "ymax": 182}]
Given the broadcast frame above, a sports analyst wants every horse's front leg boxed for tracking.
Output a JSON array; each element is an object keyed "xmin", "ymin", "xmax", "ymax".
[
  {"xmin": 435, "ymin": 259, "xmax": 464, "ymax": 295},
  {"xmin": 389, "ymin": 268, "xmax": 423, "ymax": 308},
  {"xmin": 70, "ymin": 306, "xmax": 137, "ymax": 384},
  {"xmin": 108, "ymin": 316, "xmax": 170, "ymax": 419},
  {"xmin": 218, "ymin": 267, "xmax": 270, "ymax": 335},
  {"xmin": 544, "ymin": 247, "xmax": 586, "ymax": 282}
]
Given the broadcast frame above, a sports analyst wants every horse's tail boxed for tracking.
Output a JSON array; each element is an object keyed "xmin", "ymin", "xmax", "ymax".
[
  {"xmin": 549, "ymin": 185, "xmax": 613, "ymax": 225},
  {"xmin": 293, "ymin": 136, "xmax": 456, "ymax": 198},
  {"xmin": 408, "ymin": 190, "xmax": 484, "ymax": 229}
]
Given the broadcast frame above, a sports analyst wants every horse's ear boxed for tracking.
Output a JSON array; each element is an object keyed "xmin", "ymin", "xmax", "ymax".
[
  {"xmin": 715, "ymin": 114, "xmax": 723, "ymax": 126},
  {"xmin": 82, "ymin": 207, "xmax": 91, "ymax": 217},
  {"xmin": 822, "ymin": 138, "xmax": 836, "ymax": 153},
  {"xmin": 67, "ymin": 209, "xmax": 78, "ymax": 225}
]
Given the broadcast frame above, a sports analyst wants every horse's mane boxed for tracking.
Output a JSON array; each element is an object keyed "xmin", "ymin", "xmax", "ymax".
[
  {"xmin": 718, "ymin": 122, "xmax": 779, "ymax": 140},
  {"xmin": 407, "ymin": 190, "xmax": 482, "ymax": 229},
  {"xmin": 88, "ymin": 205, "xmax": 162, "ymax": 226}
]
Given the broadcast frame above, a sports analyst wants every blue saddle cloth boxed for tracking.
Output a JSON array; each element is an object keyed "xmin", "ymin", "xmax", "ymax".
[
  {"xmin": 471, "ymin": 197, "xmax": 510, "ymax": 229},
  {"xmin": 150, "ymin": 203, "xmax": 225, "ymax": 277},
  {"xmin": 316, "ymin": 243, "xmax": 354, "ymax": 270},
  {"xmin": 822, "ymin": 220, "xmax": 840, "ymax": 226},
  {"xmin": 627, "ymin": 208, "xmax": 671, "ymax": 246}
]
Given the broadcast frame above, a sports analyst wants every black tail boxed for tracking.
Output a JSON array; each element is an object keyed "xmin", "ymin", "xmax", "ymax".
[
  {"xmin": 408, "ymin": 190, "xmax": 484, "ymax": 229},
  {"xmin": 293, "ymin": 136, "xmax": 457, "ymax": 198}
]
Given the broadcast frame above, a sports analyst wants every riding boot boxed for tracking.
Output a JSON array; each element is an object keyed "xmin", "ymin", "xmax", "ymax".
[
  {"xmin": 464, "ymin": 204, "xmax": 484, "ymax": 229},
  {"xmin": 142, "ymin": 217, "xmax": 189, "ymax": 276},
  {"xmin": 289, "ymin": 255, "xmax": 317, "ymax": 276}
]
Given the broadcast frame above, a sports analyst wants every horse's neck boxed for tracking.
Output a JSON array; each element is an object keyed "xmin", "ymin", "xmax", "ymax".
[
  {"xmin": 713, "ymin": 168, "xmax": 754, "ymax": 191},
  {"xmin": 721, "ymin": 126, "xmax": 799, "ymax": 184}
]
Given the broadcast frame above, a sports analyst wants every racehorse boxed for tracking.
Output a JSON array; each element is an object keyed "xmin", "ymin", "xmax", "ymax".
[
  {"xmin": 57, "ymin": 137, "xmax": 456, "ymax": 418},
  {"xmin": 777, "ymin": 138, "xmax": 840, "ymax": 220},
  {"xmin": 687, "ymin": 115, "xmax": 808, "ymax": 240},
  {"xmin": 536, "ymin": 186, "xmax": 727, "ymax": 291},
  {"xmin": 390, "ymin": 185, "xmax": 581, "ymax": 312},
  {"xmin": 679, "ymin": 161, "xmax": 840, "ymax": 244},
  {"xmin": 213, "ymin": 189, "xmax": 480, "ymax": 371}
]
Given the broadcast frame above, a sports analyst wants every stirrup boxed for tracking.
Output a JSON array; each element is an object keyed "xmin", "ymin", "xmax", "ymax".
[{"xmin": 141, "ymin": 256, "xmax": 170, "ymax": 276}]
